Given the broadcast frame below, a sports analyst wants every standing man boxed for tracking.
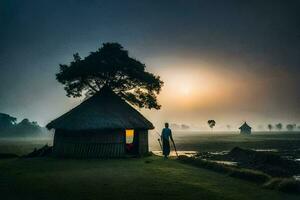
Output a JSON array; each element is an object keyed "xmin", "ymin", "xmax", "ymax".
[{"xmin": 161, "ymin": 122, "xmax": 174, "ymax": 158}]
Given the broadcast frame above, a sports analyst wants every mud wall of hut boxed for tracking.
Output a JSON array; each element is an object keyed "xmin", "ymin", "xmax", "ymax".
[{"xmin": 53, "ymin": 130, "xmax": 125, "ymax": 158}]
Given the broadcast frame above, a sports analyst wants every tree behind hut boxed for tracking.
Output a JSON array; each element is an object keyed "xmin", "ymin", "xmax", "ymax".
[{"xmin": 56, "ymin": 42, "xmax": 163, "ymax": 109}]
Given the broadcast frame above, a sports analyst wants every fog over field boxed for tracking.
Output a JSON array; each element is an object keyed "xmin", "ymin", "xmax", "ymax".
[{"xmin": 1, "ymin": 0, "xmax": 300, "ymax": 129}]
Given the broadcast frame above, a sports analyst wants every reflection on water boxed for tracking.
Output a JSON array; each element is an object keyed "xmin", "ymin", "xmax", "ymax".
[
  {"xmin": 253, "ymin": 149, "xmax": 278, "ymax": 152},
  {"xmin": 209, "ymin": 151, "xmax": 229, "ymax": 155},
  {"xmin": 293, "ymin": 175, "xmax": 300, "ymax": 181},
  {"xmin": 152, "ymin": 151, "xmax": 238, "ymax": 166},
  {"xmin": 209, "ymin": 160, "xmax": 238, "ymax": 166},
  {"xmin": 152, "ymin": 151, "xmax": 197, "ymax": 157}
]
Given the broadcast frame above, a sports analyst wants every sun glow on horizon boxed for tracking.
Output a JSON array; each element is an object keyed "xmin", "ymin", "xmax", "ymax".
[
  {"xmin": 148, "ymin": 59, "xmax": 256, "ymax": 113},
  {"xmin": 157, "ymin": 66, "xmax": 221, "ymax": 109},
  {"xmin": 179, "ymin": 83, "xmax": 192, "ymax": 96}
]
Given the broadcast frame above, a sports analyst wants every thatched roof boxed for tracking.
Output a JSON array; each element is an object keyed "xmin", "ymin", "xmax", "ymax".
[
  {"xmin": 46, "ymin": 87, "xmax": 154, "ymax": 131},
  {"xmin": 239, "ymin": 122, "xmax": 251, "ymax": 130}
]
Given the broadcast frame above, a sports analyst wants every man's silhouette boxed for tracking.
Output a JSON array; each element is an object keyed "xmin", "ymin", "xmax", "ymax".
[{"xmin": 161, "ymin": 122, "xmax": 174, "ymax": 158}]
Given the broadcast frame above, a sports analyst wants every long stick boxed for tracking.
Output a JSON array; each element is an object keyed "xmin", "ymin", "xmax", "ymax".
[
  {"xmin": 155, "ymin": 131, "xmax": 163, "ymax": 152},
  {"xmin": 153, "ymin": 130, "xmax": 163, "ymax": 152},
  {"xmin": 154, "ymin": 130, "xmax": 161, "ymax": 138},
  {"xmin": 172, "ymin": 140, "xmax": 179, "ymax": 157},
  {"xmin": 157, "ymin": 138, "xmax": 163, "ymax": 151}
]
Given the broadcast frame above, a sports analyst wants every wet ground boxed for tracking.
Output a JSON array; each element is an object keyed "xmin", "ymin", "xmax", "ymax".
[
  {"xmin": 149, "ymin": 131, "xmax": 300, "ymax": 161},
  {"xmin": 150, "ymin": 132, "xmax": 300, "ymax": 180},
  {"xmin": 1, "ymin": 132, "xmax": 300, "ymax": 179}
]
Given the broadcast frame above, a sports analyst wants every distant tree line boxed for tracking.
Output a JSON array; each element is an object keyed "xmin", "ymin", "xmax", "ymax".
[
  {"xmin": 0, "ymin": 113, "xmax": 48, "ymax": 137},
  {"xmin": 202, "ymin": 120, "xmax": 299, "ymax": 132},
  {"xmin": 170, "ymin": 123, "xmax": 190, "ymax": 130},
  {"xmin": 169, "ymin": 120, "xmax": 299, "ymax": 132},
  {"xmin": 266, "ymin": 123, "xmax": 298, "ymax": 132}
]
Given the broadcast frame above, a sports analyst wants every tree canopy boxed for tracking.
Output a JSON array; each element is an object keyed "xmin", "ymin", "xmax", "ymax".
[
  {"xmin": 275, "ymin": 123, "xmax": 282, "ymax": 131},
  {"xmin": 0, "ymin": 113, "xmax": 16, "ymax": 131},
  {"xmin": 0, "ymin": 113, "xmax": 46, "ymax": 137},
  {"xmin": 286, "ymin": 124, "xmax": 296, "ymax": 131},
  {"xmin": 56, "ymin": 43, "xmax": 163, "ymax": 109},
  {"xmin": 207, "ymin": 120, "xmax": 216, "ymax": 129},
  {"xmin": 267, "ymin": 124, "xmax": 273, "ymax": 131}
]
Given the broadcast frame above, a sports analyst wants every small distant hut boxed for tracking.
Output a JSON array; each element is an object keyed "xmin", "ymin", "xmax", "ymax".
[
  {"xmin": 46, "ymin": 87, "xmax": 154, "ymax": 158},
  {"xmin": 239, "ymin": 122, "xmax": 252, "ymax": 134}
]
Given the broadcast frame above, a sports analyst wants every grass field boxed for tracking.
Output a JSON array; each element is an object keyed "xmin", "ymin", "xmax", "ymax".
[
  {"xmin": 0, "ymin": 132, "xmax": 299, "ymax": 200},
  {"xmin": 1, "ymin": 132, "xmax": 299, "ymax": 156},
  {"xmin": 0, "ymin": 156, "xmax": 299, "ymax": 200},
  {"xmin": 0, "ymin": 137, "xmax": 53, "ymax": 156},
  {"xmin": 150, "ymin": 132, "xmax": 300, "ymax": 158}
]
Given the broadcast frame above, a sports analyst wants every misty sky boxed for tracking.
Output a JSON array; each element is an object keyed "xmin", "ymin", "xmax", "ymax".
[{"xmin": 0, "ymin": 0, "xmax": 300, "ymax": 130}]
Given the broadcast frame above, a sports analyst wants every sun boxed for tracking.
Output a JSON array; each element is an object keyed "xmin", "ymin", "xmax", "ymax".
[{"xmin": 179, "ymin": 85, "xmax": 192, "ymax": 96}]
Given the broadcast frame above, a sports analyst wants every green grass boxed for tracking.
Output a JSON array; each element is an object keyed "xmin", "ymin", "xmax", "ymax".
[
  {"xmin": 0, "ymin": 137, "xmax": 52, "ymax": 155},
  {"xmin": 0, "ymin": 156, "xmax": 298, "ymax": 200},
  {"xmin": 178, "ymin": 156, "xmax": 271, "ymax": 183},
  {"xmin": 264, "ymin": 178, "xmax": 300, "ymax": 193},
  {"xmin": 0, "ymin": 133, "xmax": 299, "ymax": 199},
  {"xmin": 1, "ymin": 132, "xmax": 300, "ymax": 156},
  {"xmin": 161, "ymin": 132, "xmax": 300, "ymax": 152}
]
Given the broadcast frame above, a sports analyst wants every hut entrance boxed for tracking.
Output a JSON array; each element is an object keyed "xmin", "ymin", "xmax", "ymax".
[{"xmin": 125, "ymin": 129, "xmax": 138, "ymax": 154}]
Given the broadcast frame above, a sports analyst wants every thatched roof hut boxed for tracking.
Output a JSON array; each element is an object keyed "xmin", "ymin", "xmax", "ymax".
[
  {"xmin": 47, "ymin": 87, "xmax": 154, "ymax": 158},
  {"xmin": 239, "ymin": 122, "xmax": 251, "ymax": 134}
]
